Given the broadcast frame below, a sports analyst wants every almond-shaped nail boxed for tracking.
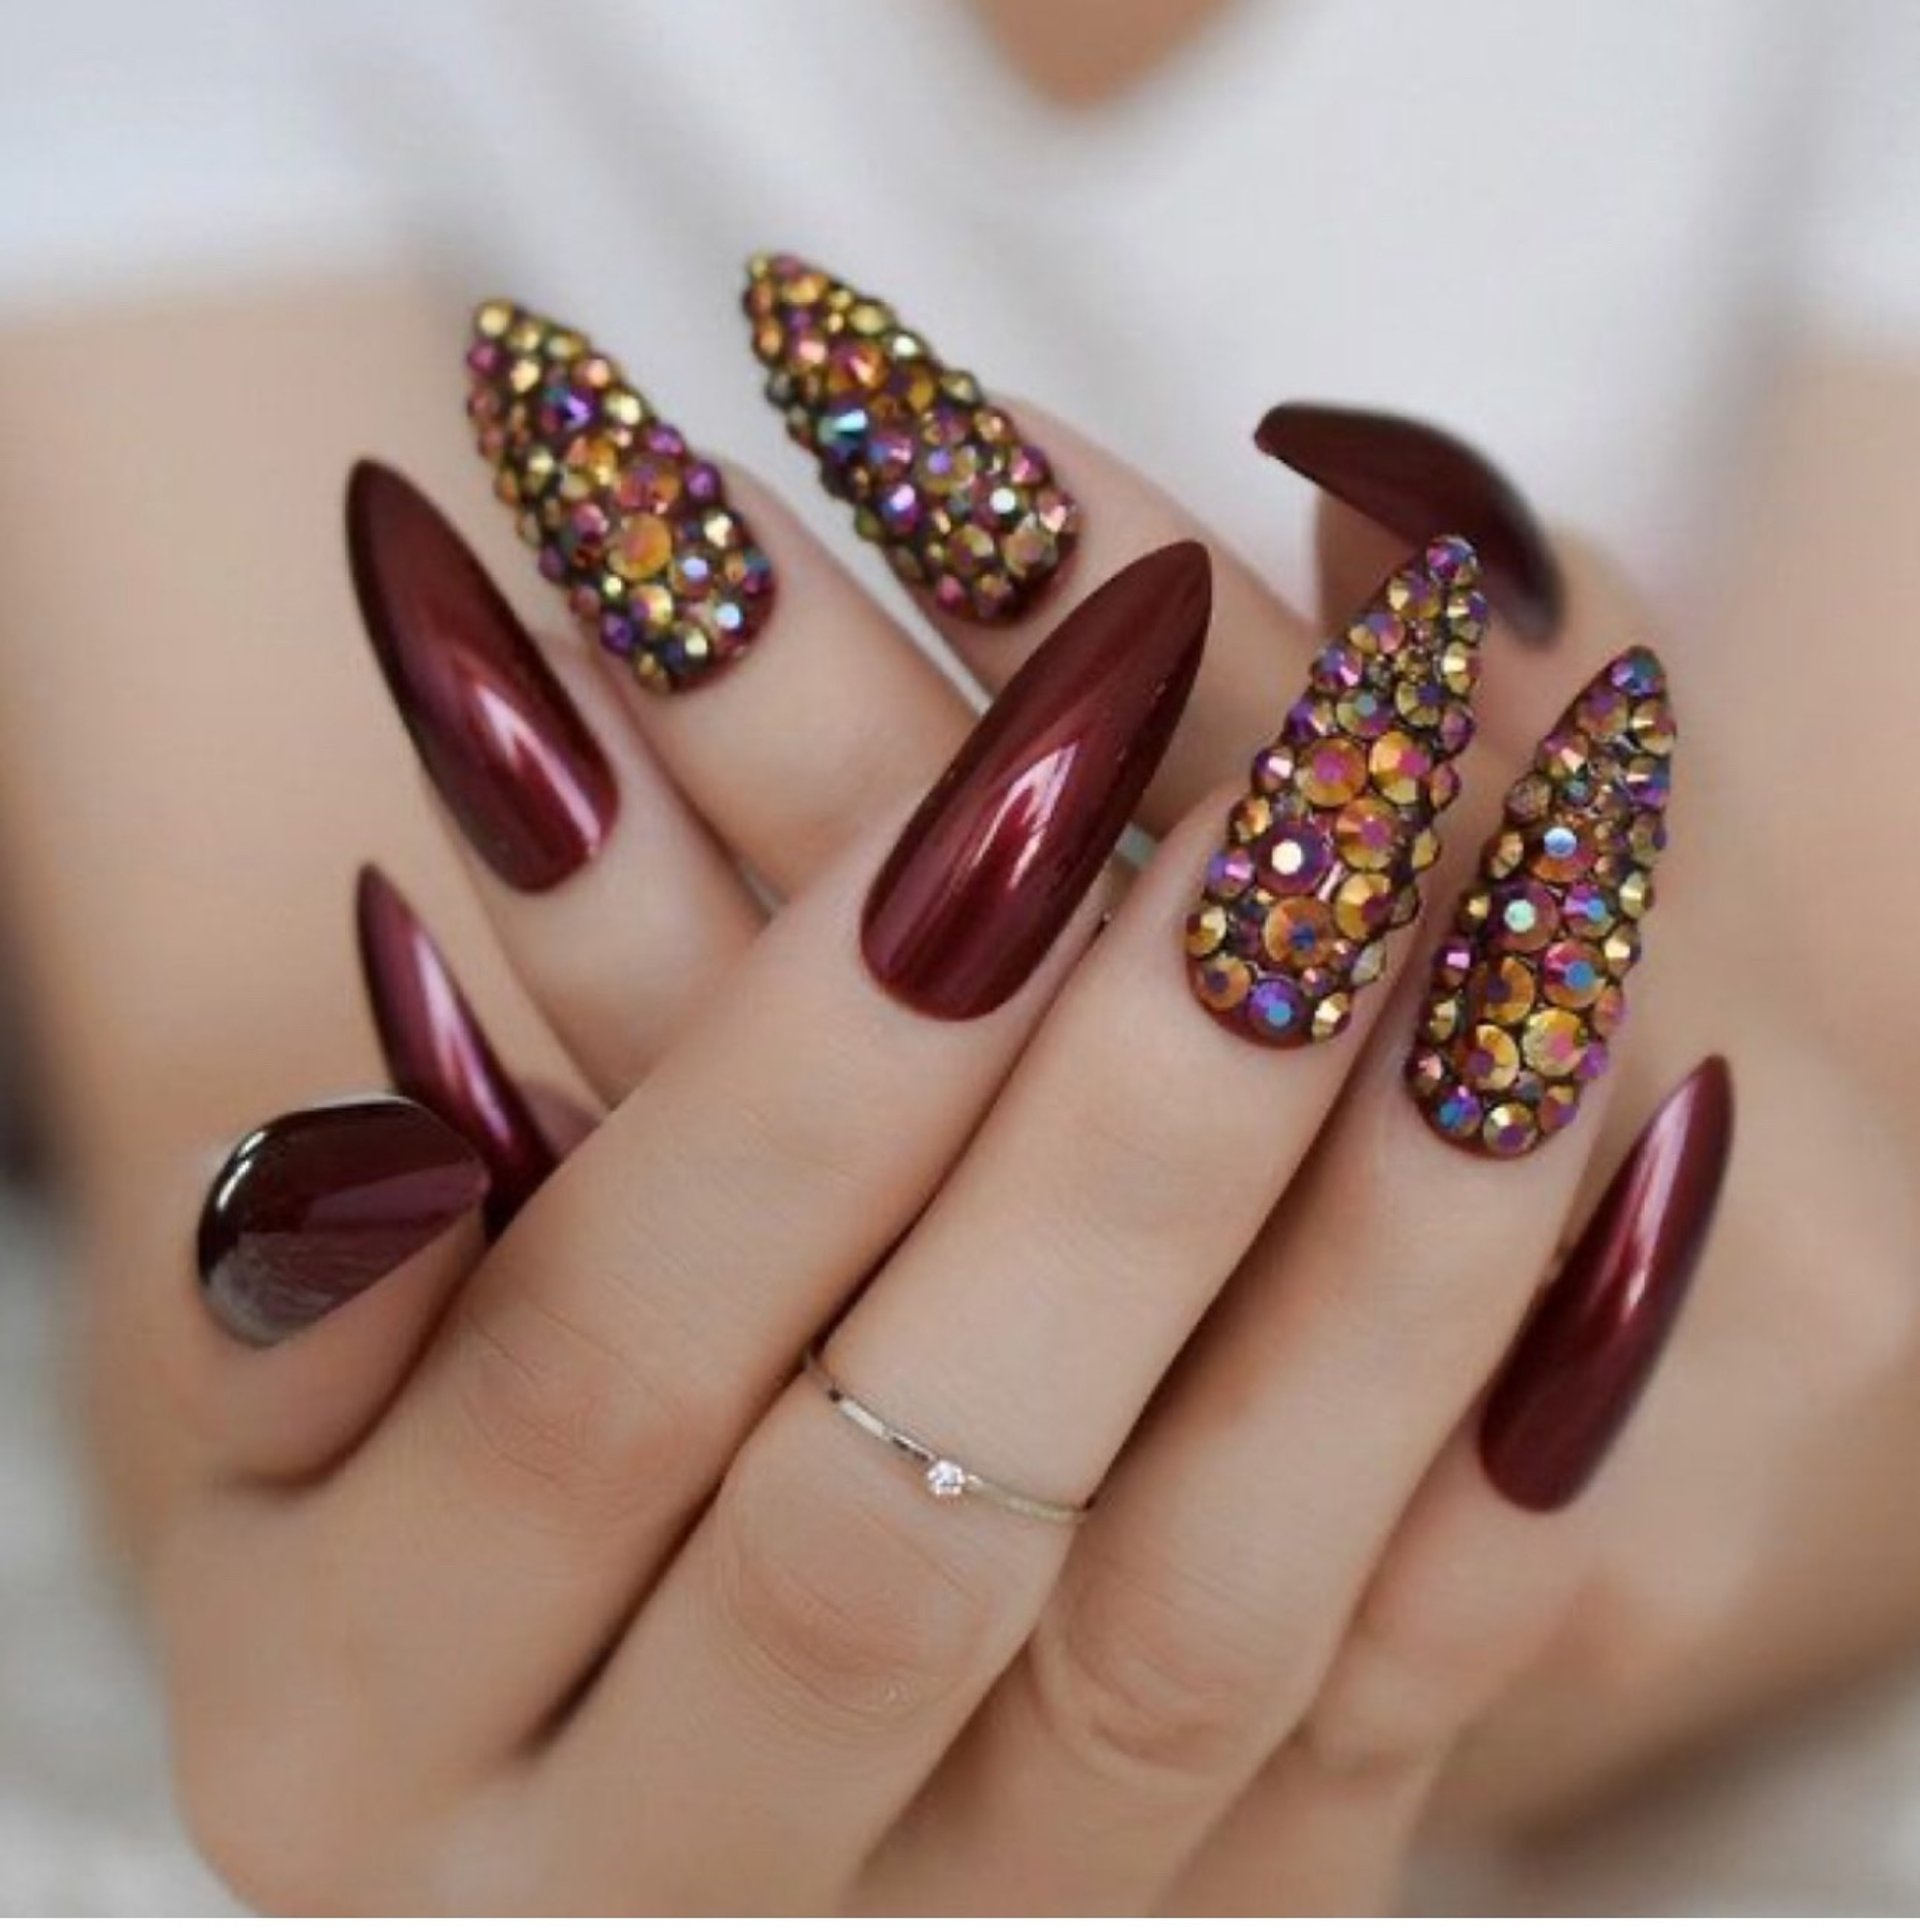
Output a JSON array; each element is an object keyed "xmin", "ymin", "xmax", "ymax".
[
  {"xmin": 466, "ymin": 299, "xmax": 776, "ymax": 692},
  {"xmin": 744, "ymin": 251, "xmax": 1079, "ymax": 624},
  {"xmin": 1187, "ymin": 537, "xmax": 1484, "ymax": 1047},
  {"xmin": 347, "ymin": 460, "xmax": 618, "ymax": 891},
  {"xmin": 864, "ymin": 542, "xmax": 1210, "ymax": 1019},
  {"xmin": 1256, "ymin": 404, "xmax": 1563, "ymax": 644},
  {"xmin": 1409, "ymin": 647, "xmax": 1674, "ymax": 1157},
  {"xmin": 355, "ymin": 865, "xmax": 556, "ymax": 1229},
  {"xmin": 1481, "ymin": 1057, "xmax": 1734, "ymax": 1509},
  {"xmin": 197, "ymin": 1097, "xmax": 488, "ymax": 1347}
]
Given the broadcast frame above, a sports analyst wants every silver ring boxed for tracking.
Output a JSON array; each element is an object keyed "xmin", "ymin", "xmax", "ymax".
[{"xmin": 803, "ymin": 1351, "xmax": 1092, "ymax": 1526}]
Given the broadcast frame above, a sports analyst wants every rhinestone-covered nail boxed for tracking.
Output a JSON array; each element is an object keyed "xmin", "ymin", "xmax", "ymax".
[
  {"xmin": 742, "ymin": 252, "xmax": 1079, "ymax": 624},
  {"xmin": 465, "ymin": 299, "xmax": 775, "ymax": 693},
  {"xmin": 1187, "ymin": 536, "xmax": 1486, "ymax": 1047},
  {"xmin": 1408, "ymin": 646, "xmax": 1675, "ymax": 1157}
]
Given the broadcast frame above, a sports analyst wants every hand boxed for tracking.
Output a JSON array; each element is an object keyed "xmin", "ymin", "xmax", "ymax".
[{"xmin": 162, "ymin": 269, "xmax": 1713, "ymax": 1911}]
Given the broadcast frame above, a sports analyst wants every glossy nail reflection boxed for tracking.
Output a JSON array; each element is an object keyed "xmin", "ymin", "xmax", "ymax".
[
  {"xmin": 196, "ymin": 1097, "xmax": 488, "ymax": 1347},
  {"xmin": 348, "ymin": 461, "xmax": 618, "ymax": 891},
  {"xmin": 1256, "ymin": 403, "xmax": 1563, "ymax": 644},
  {"xmin": 1481, "ymin": 1057, "xmax": 1734, "ymax": 1510},
  {"xmin": 863, "ymin": 543, "xmax": 1211, "ymax": 1019},
  {"xmin": 354, "ymin": 866, "xmax": 557, "ymax": 1230}
]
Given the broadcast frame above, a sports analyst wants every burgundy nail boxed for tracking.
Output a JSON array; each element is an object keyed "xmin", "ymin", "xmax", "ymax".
[
  {"xmin": 1255, "ymin": 404, "xmax": 1563, "ymax": 644},
  {"xmin": 863, "ymin": 543, "xmax": 1210, "ymax": 1020},
  {"xmin": 346, "ymin": 460, "xmax": 619, "ymax": 891},
  {"xmin": 354, "ymin": 865, "xmax": 558, "ymax": 1230},
  {"xmin": 1480, "ymin": 1057, "xmax": 1735, "ymax": 1510},
  {"xmin": 197, "ymin": 1097, "xmax": 488, "ymax": 1347}
]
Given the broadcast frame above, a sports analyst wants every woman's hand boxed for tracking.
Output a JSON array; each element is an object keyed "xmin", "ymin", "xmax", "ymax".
[{"xmin": 156, "ymin": 270, "xmax": 1715, "ymax": 1911}]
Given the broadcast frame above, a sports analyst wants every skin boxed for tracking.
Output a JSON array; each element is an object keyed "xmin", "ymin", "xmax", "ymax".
[{"xmin": 1, "ymin": 17, "xmax": 1917, "ymax": 1892}]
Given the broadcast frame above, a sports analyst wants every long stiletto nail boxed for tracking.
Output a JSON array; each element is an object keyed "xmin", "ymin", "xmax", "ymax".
[
  {"xmin": 197, "ymin": 1097, "xmax": 488, "ymax": 1347},
  {"xmin": 465, "ymin": 299, "xmax": 775, "ymax": 692},
  {"xmin": 1481, "ymin": 1057, "xmax": 1734, "ymax": 1509},
  {"xmin": 354, "ymin": 866, "xmax": 556, "ymax": 1229},
  {"xmin": 346, "ymin": 461, "xmax": 618, "ymax": 891},
  {"xmin": 1256, "ymin": 404, "xmax": 1563, "ymax": 644},
  {"xmin": 865, "ymin": 542, "xmax": 1209, "ymax": 1019},
  {"xmin": 743, "ymin": 251, "xmax": 1079, "ymax": 624},
  {"xmin": 1409, "ymin": 647, "xmax": 1675, "ymax": 1157},
  {"xmin": 1187, "ymin": 537, "xmax": 1485, "ymax": 1047}
]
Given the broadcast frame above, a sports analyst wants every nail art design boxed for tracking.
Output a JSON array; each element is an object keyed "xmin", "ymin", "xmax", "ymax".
[
  {"xmin": 197, "ymin": 1097, "xmax": 489, "ymax": 1347},
  {"xmin": 1255, "ymin": 404, "xmax": 1563, "ymax": 644},
  {"xmin": 1409, "ymin": 647, "xmax": 1675, "ymax": 1157},
  {"xmin": 355, "ymin": 866, "xmax": 558, "ymax": 1230},
  {"xmin": 865, "ymin": 543, "xmax": 1209, "ymax": 1020},
  {"xmin": 1481, "ymin": 1056, "xmax": 1733, "ymax": 1509},
  {"xmin": 347, "ymin": 461, "xmax": 618, "ymax": 891},
  {"xmin": 743, "ymin": 252, "xmax": 1078, "ymax": 624},
  {"xmin": 1186, "ymin": 537, "xmax": 1485, "ymax": 1048},
  {"xmin": 465, "ymin": 299, "xmax": 775, "ymax": 692}
]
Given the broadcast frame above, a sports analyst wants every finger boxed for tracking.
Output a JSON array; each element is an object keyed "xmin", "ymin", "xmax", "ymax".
[
  {"xmin": 183, "ymin": 1098, "xmax": 487, "ymax": 1482},
  {"xmin": 348, "ymin": 461, "xmax": 763, "ymax": 1099},
  {"xmin": 560, "ymin": 543, "xmax": 1490, "ymax": 1909},
  {"xmin": 463, "ymin": 300, "xmax": 978, "ymax": 897},
  {"xmin": 1173, "ymin": 1057, "xmax": 1734, "ymax": 1911},
  {"xmin": 292, "ymin": 548, "xmax": 1206, "ymax": 1794},
  {"xmin": 740, "ymin": 252, "xmax": 1329, "ymax": 834},
  {"xmin": 885, "ymin": 632, "xmax": 1682, "ymax": 1908}
]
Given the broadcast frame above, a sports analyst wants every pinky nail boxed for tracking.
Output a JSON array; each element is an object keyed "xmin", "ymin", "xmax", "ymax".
[
  {"xmin": 1480, "ymin": 1057, "xmax": 1735, "ymax": 1510},
  {"xmin": 196, "ymin": 1097, "xmax": 488, "ymax": 1347},
  {"xmin": 354, "ymin": 865, "xmax": 558, "ymax": 1230},
  {"xmin": 1255, "ymin": 403, "xmax": 1563, "ymax": 643},
  {"xmin": 1408, "ymin": 647, "xmax": 1674, "ymax": 1157}
]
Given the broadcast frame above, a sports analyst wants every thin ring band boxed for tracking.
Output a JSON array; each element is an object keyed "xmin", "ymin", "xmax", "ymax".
[{"xmin": 802, "ymin": 1351, "xmax": 1093, "ymax": 1527}]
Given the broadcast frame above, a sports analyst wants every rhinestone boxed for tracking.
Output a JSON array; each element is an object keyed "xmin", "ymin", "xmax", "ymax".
[
  {"xmin": 1487, "ymin": 830, "xmax": 1527, "ymax": 881},
  {"xmin": 1521, "ymin": 1008, "xmax": 1587, "ymax": 1078},
  {"xmin": 1563, "ymin": 882, "xmax": 1614, "ymax": 938},
  {"xmin": 1424, "ymin": 994, "xmax": 1463, "ymax": 1043},
  {"xmin": 1543, "ymin": 940, "xmax": 1606, "ymax": 1008},
  {"xmin": 1591, "ymin": 982, "xmax": 1628, "ymax": 1037},
  {"xmin": 1230, "ymin": 796, "xmax": 1274, "ymax": 843},
  {"xmin": 1497, "ymin": 882, "xmax": 1558, "ymax": 952},
  {"xmin": 1310, "ymin": 992, "xmax": 1354, "ymax": 1042},
  {"xmin": 1369, "ymin": 730, "xmax": 1433, "ymax": 805},
  {"xmin": 1483, "ymin": 1103, "xmax": 1541, "ymax": 1157},
  {"xmin": 1334, "ymin": 871, "xmax": 1395, "ymax": 940},
  {"xmin": 1465, "ymin": 1023, "xmax": 1521, "ymax": 1090},
  {"xmin": 1537, "ymin": 1085, "xmax": 1581, "ymax": 1134},
  {"xmin": 1602, "ymin": 924, "xmax": 1642, "ymax": 974},
  {"xmin": 1257, "ymin": 823, "xmax": 1332, "ymax": 894},
  {"xmin": 1246, "ymin": 975, "xmax": 1312, "ymax": 1041},
  {"xmin": 925, "ymin": 1459, "xmax": 967, "ymax": 1500},
  {"xmin": 1334, "ymin": 797, "xmax": 1400, "ymax": 871},
  {"xmin": 1507, "ymin": 772, "xmax": 1553, "ymax": 823},
  {"xmin": 1205, "ymin": 847, "xmax": 1257, "ymax": 899},
  {"xmin": 1479, "ymin": 956, "xmax": 1537, "ymax": 1024},
  {"xmin": 1251, "ymin": 745, "xmax": 1295, "ymax": 794},
  {"xmin": 1299, "ymin": 737, "xmax": 1369, "ymax": 807},
  {"xmin": 1263, "ymin": 898, "xmax": 1337, "ymax": 969},
  {"xmin": 1433, "ymin": 1084, "xmax": 1485, "ymax": 1140},
  {"xmin": 1531, "ymin": 821, "xmax": 1592, "ymax": 883},
  {"xmin": 1618, "ymin": 870, "xmax": 1655, "ymax": 919},
  {"xmin": 1194, "ymin": 956, "xmax": 1252, "ymax": 1011}
]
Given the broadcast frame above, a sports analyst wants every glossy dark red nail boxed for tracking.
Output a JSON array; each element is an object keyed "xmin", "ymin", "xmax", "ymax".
[
  {"xmin": 863, "ymin": 543, "xmax": 1210, "ymax": 1020},
  {"xmin": 197, "ymin": 1097, "xmax": 488, "ymax": 1347},
  {"xmin": 1480, "ymin": 1057, "xmax": 1735, "ymax": 1510},
  {"xmin": 347, "ymin": 460, "xmax": 618, "ymax": 891},
  {"xmin": 354, "ymin": 865, "xmax": 557, "ymax": 1230},
  {"xmin": 1256, "ymin": 404, "xmax": 1563, "ymax": 644}
]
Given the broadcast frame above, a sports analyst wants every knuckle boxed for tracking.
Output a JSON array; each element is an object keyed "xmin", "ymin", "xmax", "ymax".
[
  {"xmin": 706, "ymin": 1439, "xmax": 1002, "ymax": 1743},
  {"xmin": 449, "ymin": 1285, "xmax": 719, "ymax": 1540},
  {"xmin": 1291, "ymin": 1586, "xmax": 1477, "ymax": 1786},
  {"xmin": 1026, "ymin": 1551, "xmax": 1289, "ymax": 1792}
]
